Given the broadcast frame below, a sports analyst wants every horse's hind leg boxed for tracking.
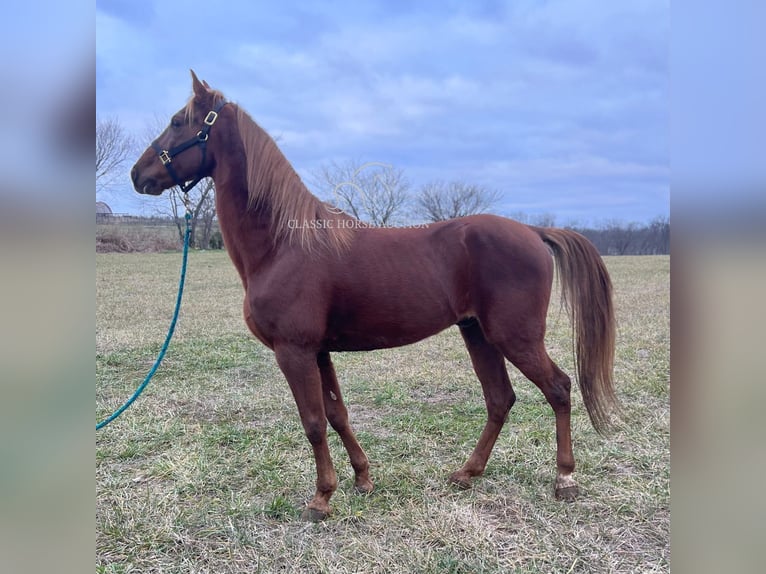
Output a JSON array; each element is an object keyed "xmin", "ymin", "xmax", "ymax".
[
  {"xmin": 449, "ymin": 320, "xmax": 516, "ymax": 489},
  {"xmin": 498, "ymin": 339, "xmax": 579, "ymax": 501},
  {"xmin": 317, "ymin": 352, "xmax": 373, "ymax": 494}
]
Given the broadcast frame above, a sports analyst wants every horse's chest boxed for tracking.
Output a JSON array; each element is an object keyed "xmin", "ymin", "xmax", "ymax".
[
  {"xmin": 242, "ymin": 279, "xmax": 327, "ymax": 348},
  {"xmin": 242, "ymin": 296, "xmax": 275, "ymax": 349}
]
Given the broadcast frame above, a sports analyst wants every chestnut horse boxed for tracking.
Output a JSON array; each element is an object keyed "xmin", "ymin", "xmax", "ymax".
[{"xmin": 131, "ymin": 71, "xmax": 618, "ymax": 521}]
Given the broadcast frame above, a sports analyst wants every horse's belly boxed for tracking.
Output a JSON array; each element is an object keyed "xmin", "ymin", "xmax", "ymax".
[{"xmin": 323, "ymin": 303, "xmax": 457, "ymax": 352}]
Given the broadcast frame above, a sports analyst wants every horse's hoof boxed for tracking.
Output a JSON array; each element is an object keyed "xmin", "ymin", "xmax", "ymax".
[
  {"xmin": 301, "ymin": 507, "xmax": 329, "ymax": 522},
  {"xmin": 354, "ymin": 480, "xmax": 374, "ymax": 495},
  {"xmin": 555, "ymin": 484, "xmax": 580, "ymax": 502},
  {"xmin": 448, "ymin": 472, "xmax": 473, "ymax": 490}
]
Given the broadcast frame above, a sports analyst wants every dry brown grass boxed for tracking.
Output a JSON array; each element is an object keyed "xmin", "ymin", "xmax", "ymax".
[
  {"xmin": 96, "ymin": 224, "xmax": 182, "ymax": 253},
  {"xmin": 97, "ymin": 253, "xmax": 669, "ymax": 573}
]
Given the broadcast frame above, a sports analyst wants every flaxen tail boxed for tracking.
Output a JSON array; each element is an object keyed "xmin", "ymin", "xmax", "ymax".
[{"xmin": 533, "ymin": 227, "xmax": 619, "ymax": 434}]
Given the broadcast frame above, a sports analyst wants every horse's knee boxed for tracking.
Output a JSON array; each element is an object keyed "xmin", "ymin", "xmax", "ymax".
[{"xmin": 303, "ymin": 419, "xmax": 327, "ymax": 446}]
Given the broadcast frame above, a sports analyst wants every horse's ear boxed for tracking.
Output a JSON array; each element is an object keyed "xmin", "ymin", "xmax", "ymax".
[
  {"xmin": 202, "ymin": 80, "xmax": 211, "ymax": 88},
  {"xmin": 190, "ymin": 69, "xmax": 207, "ymax": 99}
]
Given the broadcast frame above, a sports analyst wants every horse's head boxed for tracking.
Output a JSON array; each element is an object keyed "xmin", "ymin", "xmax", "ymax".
[{"xmin": 131, "ymin": 70, "xmax": 226, "ymax": 195}]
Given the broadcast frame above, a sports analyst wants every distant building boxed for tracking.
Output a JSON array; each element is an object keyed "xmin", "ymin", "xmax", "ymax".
[{"xmin": 97, "ymin": 201, "xmax": 113, "ymax": 222}]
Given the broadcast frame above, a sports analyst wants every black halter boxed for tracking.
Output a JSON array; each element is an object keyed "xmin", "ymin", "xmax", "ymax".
[{"xmin": 151, "ymin": 100, "xmax": 227, "ymax": 193}]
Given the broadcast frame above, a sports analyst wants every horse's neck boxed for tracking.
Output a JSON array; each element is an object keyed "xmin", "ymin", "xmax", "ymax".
[{"xmin": 211, "ymin": 169, "xmax": 276, "ymax": 282}]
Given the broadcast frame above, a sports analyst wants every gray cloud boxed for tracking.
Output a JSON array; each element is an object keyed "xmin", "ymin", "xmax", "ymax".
[{"xmin": 97, "ymin": 0, "xmax": 668, "ymax": 222}]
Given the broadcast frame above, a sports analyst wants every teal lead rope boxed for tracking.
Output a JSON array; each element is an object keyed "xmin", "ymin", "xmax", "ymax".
[{"xmin": 97, "ymin": 211, "xmax": 192, "ymax": 430}]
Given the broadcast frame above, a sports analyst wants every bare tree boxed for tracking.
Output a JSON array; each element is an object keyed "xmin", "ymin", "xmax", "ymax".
[
  {"xmin": 312, "ymin": 159, "xmax": 411, "ymax": 226},
  {"xmin": 644, "ymin": 216, "xmax": 670, "ymax": 254},
  {"xmin": 530, "ymin": 212, "xmax": 557, "ymax": 228},
  {"xmin": 196, "ymin": 180, "xmax": 218, "ymax": 249},
  {"xmin": 165, "ymin": 179, "xmax": 217, "ymax": 249},
  {"xmin": 96, "ymin": 116, "xmax": 135, "ymax": 195},
  {"xmin": 415, "ymin": 180, "xmax": 500, "ymax": 222},
  {"xmin": 507, "ymin": 210, "xmax": 530, "ymax": 224},
  {"xmin": 602, "ymin": 220, "xmax": 639, "ymax": 255}
]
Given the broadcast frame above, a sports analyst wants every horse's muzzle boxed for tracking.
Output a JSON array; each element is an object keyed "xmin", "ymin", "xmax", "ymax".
[{"xmin": 131, "ymin": 165, "xmax": 162, "ymax": 195}]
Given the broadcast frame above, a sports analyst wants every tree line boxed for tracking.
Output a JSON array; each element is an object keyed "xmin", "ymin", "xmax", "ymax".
[
  {"xmin": 97, "ymin": 117, "xmax": 668, "ymax": 255},
  {"xmin": 310, "ymin": 159, "xmax": 669, "ymax": 255},
  {"xmin": 506, "ymin": 212, "xmax": 669, "ymax": 255},
  {"xmin": 575, "ymin": 218, "xmax": 669, "ymax": 255}
]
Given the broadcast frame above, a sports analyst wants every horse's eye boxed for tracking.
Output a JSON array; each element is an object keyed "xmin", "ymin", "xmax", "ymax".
[{"xmin": 171, "ymin": 118, "xmax": 182, "ymax": 128}]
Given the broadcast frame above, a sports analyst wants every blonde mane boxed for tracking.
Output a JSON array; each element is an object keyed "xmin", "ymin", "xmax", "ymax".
[{"xmin": 233, "ymin": 105, "xmax": 355, "ymax": 253}]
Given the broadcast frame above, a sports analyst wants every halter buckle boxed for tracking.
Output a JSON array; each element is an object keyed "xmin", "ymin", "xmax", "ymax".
[
  {"xmin": 204, "ymin": 110, "xmax": 218, "ymax": 125},
  {"xmin": 159, "ymin": 150, "xmax": 172, "ymax": 165}
]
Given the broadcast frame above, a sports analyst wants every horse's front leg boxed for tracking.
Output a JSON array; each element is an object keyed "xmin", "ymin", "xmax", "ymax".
[{"xmin": 274, "ymin": 345, "xmax": 337, "ymax": 521}]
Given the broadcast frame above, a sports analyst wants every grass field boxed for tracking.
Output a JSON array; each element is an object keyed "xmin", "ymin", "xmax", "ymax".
[{"xmin": 97, "ymin": 251, "xmax": 669, "ymax": 573}]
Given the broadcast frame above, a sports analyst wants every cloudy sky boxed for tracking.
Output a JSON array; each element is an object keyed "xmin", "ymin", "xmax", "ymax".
[{"xmin": 97, "ymin": 0, "xmax": 668, "ymax": 225}]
